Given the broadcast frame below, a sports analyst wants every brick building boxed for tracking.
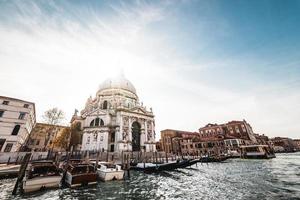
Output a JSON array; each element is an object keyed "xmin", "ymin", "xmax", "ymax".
[
  {"xmin": 160, "ymin": 129, "xmax": 199, "ymax": 154},
  {"xmin": 160, "ymin": 120, "xmax": 260, "ymax": 156},
  {"xmin": 293, "ymin": 139, "xmax": 300, "ymax": 151},
  {"xmin": 198, "ymin": 120, "xmax": 257, "ymax": 155},
  {"xmin": 271, "ymin": 137, "xmax": 298, "ymax": 153},
  {"xmin": 26, "ymin": 123, "xmax": 68, "ymax": 152}
]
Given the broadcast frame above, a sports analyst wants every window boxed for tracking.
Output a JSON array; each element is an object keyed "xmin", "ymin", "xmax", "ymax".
[
  {"xmin": 95, "ymin": 118, "xmax": 100, "ymax": 126},
  {"xmin": 36, "ymin": 140, "xmax": 40, "ymax": 145},
  {"xmin": 111, "ymin": 132, "xmax": 115, "ymax": 143},
  {"xmin": 18, "ymin": 112, "xmax": 26, "ymax": 120},
  {"xmin": 0, "ymin": 139, "xmax": 6, "ymax": 151},
  {"xmin": 90, "ymin": 119, "xmax": 95, "ymax": 127},
  {"xmin": 90, "ymin": 118, "xmax": 104, "ymax": 127},
  {"xmin": 103, "ymin": 101, "xmax": 108, "ymax": 109},
  {"xmin": 2, "ymin": 101, "xmax": 9, "ymax": 105},
  {"xmin": 241, "ymin": 125, "xmax": 246, "ymax": 132},
  {"xmin": 24, "ymin": 104, "xmax": 29, "ymax": 108},
  {"xmin": 4, "ymin": 143, "xmax": 13, "ymax": 152},
  {"xmin": 11, "ymin": 125, "xmax": 20, "ymax": 135},
  {"xmin": 87, "ymin": 136, "xmax": 90, "ymax": 144},
  {"xmin": 0, "ymin": 110, "xmax": 4, "ymax": 117}
]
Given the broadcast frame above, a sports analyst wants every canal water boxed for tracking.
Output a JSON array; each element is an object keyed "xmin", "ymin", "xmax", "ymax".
[{"xmin": 0, "ymin": 153, "xmax": 299, "ymax": 200}]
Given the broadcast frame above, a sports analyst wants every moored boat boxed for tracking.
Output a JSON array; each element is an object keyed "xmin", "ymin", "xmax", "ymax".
[
  {"xmin": 93, "ymin": 162, "xmax": 124, "ymax": 181},
  {"xmin": 240, "ymin": 145, "xmax": 276, "ymax": 159},
  {"xmin": 0, "ymin": 164, "xmax": 20, "ymax": 178},
  {"xmin": 22, "ymin": 161, "xmax": 62, "ymax": 193},
  {"xmin": 65, "ymin": 163, "xmax": 97, "ymax": 187},
  {"xmin": 199, "ymin": 156, "xmax": 228, "ymax": 163},
  {"xmin": 131, "ymin": 159, "xmax": 193, "ymax": 173}
]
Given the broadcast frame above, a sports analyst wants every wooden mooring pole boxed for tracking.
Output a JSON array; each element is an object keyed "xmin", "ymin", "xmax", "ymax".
[{"xmin": 12, "ymin": 153, "xmax": 31, "ymax": 195}]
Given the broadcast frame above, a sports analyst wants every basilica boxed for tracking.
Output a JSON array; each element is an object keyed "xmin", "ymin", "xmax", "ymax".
[{"xmin": 71, "ymin": 74, "xmax": 156, "ymax": 153}]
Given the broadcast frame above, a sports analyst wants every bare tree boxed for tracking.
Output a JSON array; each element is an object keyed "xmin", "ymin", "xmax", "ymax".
[{"xmin": 42, "ymin": 107, "xmax": 65, "ymax": 125}]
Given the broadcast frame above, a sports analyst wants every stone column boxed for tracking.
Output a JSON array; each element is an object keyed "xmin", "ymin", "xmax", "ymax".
[
  {"xmin": 119, "ymin": 115, "xmax": 123, "ymax": 141},
  {"xmin": 151, "ymin": 121, "xmax": 154, "ymax": 141},
  {"xmin": 143, "ymin": 120, "xmax": 147, "ymax": 145},
  {"xmin": 128, "ymin": 117, "xmax": 132, "ymax": 141}
]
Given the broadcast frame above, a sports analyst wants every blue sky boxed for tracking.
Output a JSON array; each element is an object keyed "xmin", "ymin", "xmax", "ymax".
[{"xmin": 0, "ymin": 0, "xmax": 299, "ymax": 138}]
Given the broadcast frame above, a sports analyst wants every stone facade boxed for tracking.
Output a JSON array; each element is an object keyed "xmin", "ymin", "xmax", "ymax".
[
  {"xmin": 72, "ymin": 74, "xmax": 156, "ymax": 153},
  {"xmin": 0, "ymin": 96, "xmax": 36, "ymax": 152}
]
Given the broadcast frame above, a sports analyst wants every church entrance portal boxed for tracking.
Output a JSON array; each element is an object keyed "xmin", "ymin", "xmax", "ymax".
[{"xmin": 132, "ymin": 121, "xmax": 141, "ymax": 151}]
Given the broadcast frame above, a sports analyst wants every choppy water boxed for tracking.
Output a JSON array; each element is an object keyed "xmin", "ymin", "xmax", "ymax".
[{"xmin": 0, "ymin": 153, "xmax": 300, "ymax": 200}]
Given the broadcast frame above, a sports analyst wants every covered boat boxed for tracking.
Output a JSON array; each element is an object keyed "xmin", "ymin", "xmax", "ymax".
[
  {"xmin": 93, "ymin": 162, "xmax": 124, "ymax": 181},
  {"xmin": 240, "ymin": 145, "xmax": 276, "ymax": 159},
  {"xmin": 65, "ymin": 163, "xmax": 97, "ymax": 187},
  {"xmin": 199, "ymin": 156, "xmax": 228, "ymax": 163},
  {"xmin": 131, "ymin": 159, "xmax": 192, "ymax": 173},
  {"xmin": 0, "ymin": 164, "xmax": 20, "ymax": 178},
  {"xmin": 22, "ymin": 161, "xmax": 62, "ymax": 193}
]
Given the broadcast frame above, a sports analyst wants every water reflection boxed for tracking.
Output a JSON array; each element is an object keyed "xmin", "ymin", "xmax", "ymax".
[{"xmin": 0, "ymin": 153, "xmax": 299, "ymax": 200}]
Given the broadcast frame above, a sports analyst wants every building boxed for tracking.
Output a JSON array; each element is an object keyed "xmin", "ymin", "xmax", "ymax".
[
  {"xmin": 179, "ymin": 132, "xmax": 201, "ymax": 155},
  {"xmin": 254, "ymin": 133, "xmax": 271, "ymax": 145},
  {"xmin": 26, "ymin": 123, "xmax": 68, "ymax": 152},
  {"xmin": 0, "ymin": 96, "xmax": 36, "ymax": 152},
  {"xmin": 293, "ymin": 139, "xmax": 300, "ymax": 151},
  {"xmin": 71, "ymin": 73, "xmax": 156, "ymax": 153},
  {"xmin": 196, "ymin": 120, "xmax": 257, "ymax": 155},
  {"xmin": 271, "ymin": 137, "xmax": 298, "ymax": 153},
  {"xmin": 223, "ymin": 120, "xmax": 257, "ymax": 144},
  {"xmin": 160, "ymin": 129, "xmax": 199, "ymax": 154},
  {"xmin": 156, "ymin": 140, "xmax": 162, "ymax": 152},
  {"xmin": 199, "ymin": 120, "xmax": 257, "ymax": 145}
]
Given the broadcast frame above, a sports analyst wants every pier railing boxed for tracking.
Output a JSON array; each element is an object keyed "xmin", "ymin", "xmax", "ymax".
[{"xmin": 0, "ymin": 150, "xmax": 202, "ymax": 165}]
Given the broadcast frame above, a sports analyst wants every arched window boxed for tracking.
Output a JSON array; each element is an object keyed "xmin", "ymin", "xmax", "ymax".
[
  {"xmin": 12, "ymin": 125, "xmax": 20, "ymax": 135},
  {"xmin": 90, "ymin": 118, "xmax": 104, "ymax": 127},
  {"xmin": 100, "ymin": 119, "xmax": 104, "ymax": 126},
  {"xmin": 95, "ymin": 118, "xmax": 100, "ymax": 126},
  {"xmin": 103, "ymin": 101, "xmax": 108, "ymax": 109},
  {"xmin": 90, "ymin": 120, "xmax": 95, "ymax": 127}
]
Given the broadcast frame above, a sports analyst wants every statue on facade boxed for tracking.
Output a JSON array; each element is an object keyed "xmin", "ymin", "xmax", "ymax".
[
  {"xmin": 147, "ymin": 130, "xmax": 152, "ymax": 141},
  {"xmin": 122, "ymin": 129, "xmax": 128, "ymax": 140}
]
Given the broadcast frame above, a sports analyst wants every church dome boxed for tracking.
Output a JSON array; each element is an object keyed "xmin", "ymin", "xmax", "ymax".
[{"xmin": 98, "ymin": 73, "xmax": 137, "ymax": 95}]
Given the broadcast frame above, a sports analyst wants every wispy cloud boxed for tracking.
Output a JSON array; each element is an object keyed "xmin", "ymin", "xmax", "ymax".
[{"xmin": 0, "ymin": 0, "xmax": 299, "ymax": 138}]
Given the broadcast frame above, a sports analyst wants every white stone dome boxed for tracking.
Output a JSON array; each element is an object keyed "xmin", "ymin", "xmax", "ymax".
[{"xmin": 98, "ymin": 73, "xmax": 137, "ymax": 95}]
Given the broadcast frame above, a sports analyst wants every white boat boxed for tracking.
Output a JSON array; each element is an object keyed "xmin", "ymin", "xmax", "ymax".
[
  {"xmin": 240, "ymin": 145, "xmax": 276, "ymax": 159},
  {"xmin": 0, "ymin": 164, "xmax": 20, "ymax": 177},
  {"xmin": 94, "ymin": 162, "xmax": 124, "ymax": 181},
  {"xmin": 22, "ymin": 161, "xmax": 62, "ymax": 193}
]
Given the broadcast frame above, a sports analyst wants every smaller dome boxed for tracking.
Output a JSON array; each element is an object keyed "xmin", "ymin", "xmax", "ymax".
[{"xmin": 98, "ymin": 73, "xmax": 137, "ymax": 94}]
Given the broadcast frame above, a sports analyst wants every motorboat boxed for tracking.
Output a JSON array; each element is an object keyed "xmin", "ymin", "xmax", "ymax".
[
  {"xmin": 0, "ymin": 164, "xmax": 20, "ymax": 178},
  {"xmin": 22, "ymin": 161, "xmax": 62, "ymax": 193},
  {"xmin": 64, "ymin": 163, "xmax": 97, "ymax": 187},
  {"xmin": 240, "ymin": 145, "xmax": 276, "ymax": 159},
  {"xmin": 93, "ymin": 162, "xmax": 124, "ymax": 181}
]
